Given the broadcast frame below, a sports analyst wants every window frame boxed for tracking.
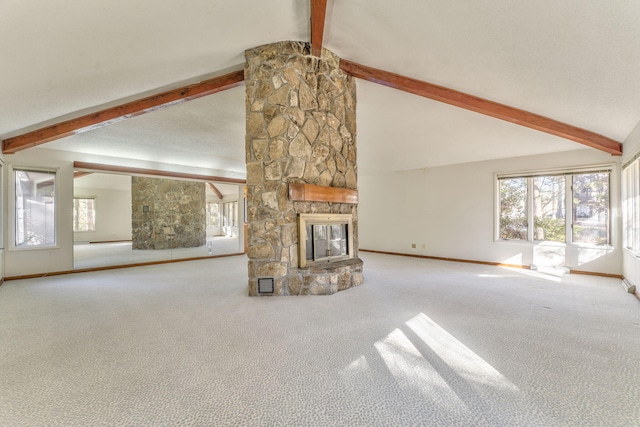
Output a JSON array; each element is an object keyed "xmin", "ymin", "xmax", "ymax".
[
  {"xmin": 495, "ymin": 165, "xmax": 613, "ymax": 247},
  {"xmin": 8, "ymin": 165, "xmax": 60, "ymax": 251},
  {"xmin": 222, "ymin": 200, "xmax": 238, "ymax": 228},
  {"xmin": 206, "ymin": 201, "xmax": 221, "ymax": 227},
  {"xmin": 622, "ymin": 156, "xmax": 640, "ymax": 255},
  {"xmin": 0, "ymin": 159, "xmax": 4, "ymax": 250}
]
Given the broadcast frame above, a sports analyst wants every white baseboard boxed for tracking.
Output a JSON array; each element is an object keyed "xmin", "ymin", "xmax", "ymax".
[{"xmin": 621, "ymin": 279, "xmax": 636, "ymax": 293}]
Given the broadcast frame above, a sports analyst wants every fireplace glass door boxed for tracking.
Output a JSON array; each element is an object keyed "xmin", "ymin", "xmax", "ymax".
[
  {"xmin": 299, "ymin": 213, "xmax": 353, "ymax": 267},
  {"xmin": 305, "ymin": 223, "xmax": 348, "ymax": 263}
]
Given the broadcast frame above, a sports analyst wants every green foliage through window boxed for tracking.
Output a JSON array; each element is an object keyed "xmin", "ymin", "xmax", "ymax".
[
  {"xmin": 499, "ymin": 178, "xmax": 527, "ymax": 239},
  {"xmin": 498, "ymin": 170, "xmax": 609, "ymax": 245}
]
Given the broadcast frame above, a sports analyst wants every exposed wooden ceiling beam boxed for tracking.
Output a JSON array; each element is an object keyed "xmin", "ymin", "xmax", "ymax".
[
  {"xmin": 207, "ymin": 182, "xmax": 223, "ymax": 199},
  {"xmin": 73, "ymin": 161, "xmax": 246, "ymax": 184},
  {"xmin": 73, "ymin": 171, "xmax": 93, "ymax": 179},
  {"xmin": 2, "ymin": 69, "xmax": 245, "ymax": 155},
  {"xmin": 310, "ymin": 0, "xmax": 328, "ymax": 57},
  {"xmin": 340, "ymin": 59, "xmax": 623, "ymax": 156}
]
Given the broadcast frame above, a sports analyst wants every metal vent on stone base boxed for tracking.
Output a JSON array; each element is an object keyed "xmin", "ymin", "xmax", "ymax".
[{"xmin": 258, "ymin": 277, "xmax": 275, "ymax": 294}]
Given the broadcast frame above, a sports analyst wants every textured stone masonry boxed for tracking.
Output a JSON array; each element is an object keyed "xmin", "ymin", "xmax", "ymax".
[
  {"xmin": 245, "ymin": 41, "xmax": 363, "ymax": 296},
  {"xmin": 131, "ymin": 176, "xmax": 206, "ymax": 250}
]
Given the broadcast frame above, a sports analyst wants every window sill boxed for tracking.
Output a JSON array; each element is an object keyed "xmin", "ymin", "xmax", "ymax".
[
  {"xmin": 8, "ymin": 244, "xmax": 60, "ymax": 252},
  {"xmin": 623, "ymin": 247, "xmax": 640, "ymax": 258}
]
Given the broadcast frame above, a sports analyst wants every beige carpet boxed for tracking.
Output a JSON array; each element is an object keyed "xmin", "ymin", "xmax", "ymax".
[
  {"xmin": 1, "ymin": 253, "xmax": 639, "ymax": 426},
  {"xmin": 73, "ymin": 236, "xmax": 241, "ymax": 270}
]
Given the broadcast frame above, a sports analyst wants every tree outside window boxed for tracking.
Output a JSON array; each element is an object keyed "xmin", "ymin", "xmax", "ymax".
[
  {"xmin": 572, "ymin": 173, "xmax": 609, "ymax": 245},
  {"xmin": 499, "ymin": 177, "xmax": 527, "ymax": 240},
  {"xmin": 498, "ymin": 170, "xmax": 610, "ymax": 245},
  {"xmin": 533, "ymin": 175, "xmax": 565, "ymax": 242}
]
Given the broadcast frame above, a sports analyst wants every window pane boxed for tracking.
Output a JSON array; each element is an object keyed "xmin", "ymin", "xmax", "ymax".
[
  {"xmin": 533, "ymin": 176, "xmax": 565, "ymax": 242},
  {"xmin": 0, "ymin": 163, "xmax": 3, "ymax": 250},
  {"xmin": 305, "ymin": 225, "xmax": 314, "ymax": 261},
  {"xmin": 622, "ymin": 165, "xmax": 636, "ymax": 250},
  {"xmin": 231, "ymin": 202, "xmax": 238, "ymax": 227},
  {"xmin": 223, "ymin": 203, "xmax": 229, "ymax": 226},
  {"xmin": 499, "ymin": 177, "xmax": 527, "ymax": 240},
  {"xmin": 633, "ymin": 163, "xmax": 640, "ymax": 251},
  {"xmin": 329, "ymin": 224, "xmax": 344, "ymax": 257},
  {"xmin": 207, "ymin": 202, "xmax": 220, "ymax": 227},
  {"xmin": 15, "ymin": 169, "xmax": 56, "ymax": 247},
  {"xmin": 313, "ymin": 225, "xmax": 328, "ymax": 259},
  {"xmin": 73, "ymin": 198, "xmax": 95, "ymax": 232},
  {"xmin": 572, "ymin": 172, "xmax": 610, "ymax": 245},
  {"xmin": 221, "ymin": 202, "xmax": 238, "ymax": 227}
]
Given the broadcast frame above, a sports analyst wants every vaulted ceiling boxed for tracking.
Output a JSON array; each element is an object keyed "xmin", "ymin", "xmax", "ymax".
[{"xmin": 2, "ymin": 0, "xmax": 639, "ymax": 176}]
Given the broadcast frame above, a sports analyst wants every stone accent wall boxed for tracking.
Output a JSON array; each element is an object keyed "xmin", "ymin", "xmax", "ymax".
[
  {"xmin": 131, "ymin": 177, "xmax": 206, "ymax": 250},
  {"xmin": 245, "ymin": 41, "xmax": 363, "ymax": 296}
]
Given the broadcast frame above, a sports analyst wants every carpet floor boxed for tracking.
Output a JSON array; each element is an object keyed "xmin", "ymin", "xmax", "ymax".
[
  {"xmin": 0, "ymin": 252, "xmax": 639, "ymax": 426},
  {"xmin": 73, "ymin": 236, "xmax": 241, "ymax": 270}
]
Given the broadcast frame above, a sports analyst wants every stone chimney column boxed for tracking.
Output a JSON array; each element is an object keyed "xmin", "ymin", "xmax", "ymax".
[{"xmin": 245, "ymin": 41, "xmax": 362, "ymax": 296}]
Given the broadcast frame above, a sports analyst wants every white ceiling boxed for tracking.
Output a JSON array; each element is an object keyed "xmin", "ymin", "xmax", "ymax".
[{"xmin": 2, "ymin": 0, "xmax": 639, "ymax": 176}]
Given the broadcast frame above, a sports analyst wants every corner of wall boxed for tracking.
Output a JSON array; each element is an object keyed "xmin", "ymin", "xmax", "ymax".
[{"xmin": 622, "ymin": 119, "xmax": 640, "ymax": 163}]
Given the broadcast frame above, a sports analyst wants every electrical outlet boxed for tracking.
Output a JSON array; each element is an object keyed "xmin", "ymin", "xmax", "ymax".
[
  {"xmin": 411, "ymin": 243, "xmax": 416, "ymax": 248},
  {"xmin": 422, "ymin": 244, "xmax": 426, "ymax": 249}
]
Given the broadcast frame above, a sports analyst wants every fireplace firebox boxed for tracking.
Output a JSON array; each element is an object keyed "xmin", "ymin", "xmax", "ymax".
[{"xmin": 298, "ymin": 214, "xmax": 354, "ymax": 267}]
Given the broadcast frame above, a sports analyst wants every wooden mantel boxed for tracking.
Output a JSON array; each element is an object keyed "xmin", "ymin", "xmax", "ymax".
[{"xmin": 289, "ymin": 183, "xmax": 358, "ymax": 204}]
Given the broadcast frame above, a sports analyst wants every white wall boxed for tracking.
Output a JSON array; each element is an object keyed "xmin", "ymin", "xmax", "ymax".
[
  {"xmin": 4, "ymin": 149, "xmax": 75, "ymax": 277},
  {"xmin": 621, "ymin": 120, "xmax": 640, "ymax": 287},
  {"xmin": 2, "ymin": 147, "xmax": 239, "ymax": 277},
  {"xmin": 359, "ymin": 149, "xmax": 622, "ymax": 275},
  {"xmin": 73, "ymin": 175, "xmax": 132, "ymax": 242}
]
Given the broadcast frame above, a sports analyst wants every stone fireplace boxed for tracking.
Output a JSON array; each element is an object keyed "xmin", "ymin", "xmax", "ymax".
[
  {"xmin": 245, "ymin": 41, "xmax": 363, "ymax": 296},
  {"xmin": 131, "ymin": 176, "xmax": 205, "ymax": 250}
]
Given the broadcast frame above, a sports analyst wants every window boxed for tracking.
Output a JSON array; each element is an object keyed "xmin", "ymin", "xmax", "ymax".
[
  {"xmin": 14, "ymin": 168, "xmax": 57, "ymax": 247},
  {"xmin": 222, "ymin": 201, "xmax": 238, "ymax": 227},
  {"xmin": 623, "ymin": 158, "xmax": 640, "ymax": 253},
  {"xmin": 497, "ymin": 169, "xmax": 610, "ymax": 245},
  {"xmin": 499, "ymin": 177, "xmax": 528, "ymax": 240},
  {"xmin": 207, "ymin": 202, "xmax": 220, "ymax": 227},
  {"xmin": 572, "ymin": 172, "xmax": 610, "ymax": 245},
  {"xmin": 73, "ymin": 198, "xmax": 96, "ymax": 232},
  {"xmin": 534, "ymin": 175, "xmax": 566, "ymax": 243},
  {"xmin": 0, "ymin": 161, "xmax": 3, "ymax": 250}
]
